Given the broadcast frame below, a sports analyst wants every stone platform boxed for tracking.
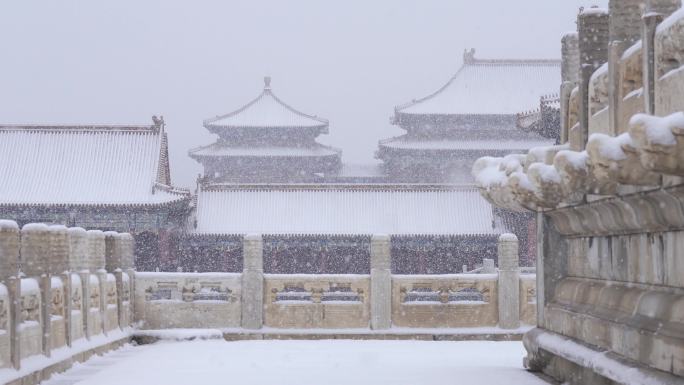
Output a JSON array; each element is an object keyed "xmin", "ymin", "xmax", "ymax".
[{"xmin": 132, "ymin": 326, "xmax": 531, "ymax": 345}]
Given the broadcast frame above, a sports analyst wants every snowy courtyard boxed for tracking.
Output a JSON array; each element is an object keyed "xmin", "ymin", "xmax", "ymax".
[{"xmin": 43, "ymin": 340, "xmax": 546, "ymax": 385}]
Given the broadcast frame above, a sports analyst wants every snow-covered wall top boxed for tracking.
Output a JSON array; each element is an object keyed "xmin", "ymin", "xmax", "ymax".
[
  {"xmin": 195, "ymin": 185, "xmax": 498, "ymax": 235},
  {"xmin": 0, "ymin": 125, "xmax": 186, "ymax": 206},
  {"xmin": 396, "ymin": 58, "xmax": 560, "ymax": 116}
]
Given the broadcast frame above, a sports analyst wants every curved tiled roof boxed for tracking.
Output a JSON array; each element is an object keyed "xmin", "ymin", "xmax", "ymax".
[
  {"xmin": 0, "ymin": 123, "xmax": 189, "ymax": 206},
  {"xmin": 194, "ymin": 184, "xmax": 499, "ymax": 235},
  {"xmin": 395, "ymin": 52, "xmax": 560, "ymax": 117},
  {"xmin": 204, "ymin": 77, "xmax": 328, "ymax": 132},
  {"xmin": 378, "ymin": 136, "xmax": 553, "ymax": 152},
  {"xmin": 188, "ymin": 143, "xmax": 341, "ymax": 159}
]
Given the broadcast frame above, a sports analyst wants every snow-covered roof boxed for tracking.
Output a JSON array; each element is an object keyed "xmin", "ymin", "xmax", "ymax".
[
  {"xmin": 396, "ymin": 51, "xmax": 560, "ymax": 117},
  {"xmin": 189, "ymin": 143, "xmax": 341, "ymax": 158},
  {"xmin": 204, "ymin": 77, "xmax": 328, "ymax": 132},
  {"xmin": 195, "ymin": 184, "xmax": 498, "ymax": 235},
  {"xmin": 379, "ymin": 137, "xmax": 554, "ymax": 152},
  {"xmin": 0, "ymin": 123, "xmax": 189, "ymax": 206}
]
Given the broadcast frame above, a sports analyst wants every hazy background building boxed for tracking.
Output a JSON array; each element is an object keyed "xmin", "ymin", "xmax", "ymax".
[{"xmin": 0, "ymin": 0, "xmax": 607, "ymax": 188}]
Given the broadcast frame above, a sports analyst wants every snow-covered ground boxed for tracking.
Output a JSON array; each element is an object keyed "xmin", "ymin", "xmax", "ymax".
[{"xmin": 44, "ymin": 340, "xmax": 547, "ymax": 385}]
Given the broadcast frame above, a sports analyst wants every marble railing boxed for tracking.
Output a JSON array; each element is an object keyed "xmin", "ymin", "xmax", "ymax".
[
  {"xmin": 132, "ymin": 234, "xmax": 534, "ymax": 331},
  {"xmin": 0, "ymin": 220, "xmax": 134, "ymax": 372},
  {"xmin": 473, "ymin": 3, "xmax": 684, "ymax": 383}
]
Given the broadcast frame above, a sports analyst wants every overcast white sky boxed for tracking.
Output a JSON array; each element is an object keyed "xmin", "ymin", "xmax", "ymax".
[{"xmin": 0, "ymin": 1, "xmax": 606, "ymax": 188}]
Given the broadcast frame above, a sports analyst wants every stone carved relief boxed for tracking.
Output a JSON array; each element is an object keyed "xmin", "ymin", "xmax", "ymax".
[
  {"xmin": 526, "ymin": 287, "xmax": 537, "ymax": 304},
  {"xmin": 21, "ymin": 294, "xmax": 40, "ymax": 323},
  {"xmin": 0, "ymin": 299, "xmax": 7, "ymax": 330},
  {"xmin": 656, "ymin": 17, "xmax": 684, "ymax": 79},
  {"xmin": 272, "ymin": 282, "xmax": 362, "ymax": 304},
  {"xmin": 90, "ymin": 285, "xmax": 100, "ymax": 310},
  {"xmin": 106, "ymin": 283, "xmax": 117, "ymax": 306},
  {"xmin": 71, "ymin": 286, "xmax": 82, "ymax": 311},
  {"xmin": 400, "ymin": 284, "xmax": 489, "ymax": 304},
  {"xmin": 589, "ymin": 68, "xmax": 609, "ymax": 115},
  {"xmin": 122, "ymin": 281, "xmax": 130, "ymax": 303},
  {"xmin": 51, "ymin": 287, "xmax": 64, "ymax": 317},
  {"xmin": 145, "ymin": 282, "xmax": 178, "ymax": 301},
  {"xmin": 620, "ymin": 47, "xmax": 643, "ymax": 97}
]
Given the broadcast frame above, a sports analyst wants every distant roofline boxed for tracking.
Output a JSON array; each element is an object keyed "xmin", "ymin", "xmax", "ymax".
[
  {"xmin": 188, "ymin": 142, "xmax": 342, "ymax": 159},
  {"xmin": 203, "ymin": 77, "xmax": 329, "ymax": 131},
  {"xmin": 393, "ymin": 49, "xmax": 561, "ymax": 117},
  {"xmin": 0, "ymin": 117, "xmax": 165, "ymax": 133},
  {"xmin": 0, "ymin": 124, "xmax": 158, "ymax": 131},
  {"xmin": 461, "ymin": 48, "xmax": 559, "ymax": 66},
  {"xmin": 199, "ymin": 182, "xmax": 479, "ymax": 192}
]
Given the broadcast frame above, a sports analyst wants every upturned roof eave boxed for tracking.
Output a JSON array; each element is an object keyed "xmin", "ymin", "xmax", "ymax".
[
  {"xmin": 203, "ymin": 121, "xmax": 329, "ymax": 133},
  {"xmin": 203, "ymin": 84, "xmax": 329, "ymax": 132},
  {"xmin": 392, "ymin": 56, "xmax": 561, "ymax": 121},
  {"xmin": 188, "ymin": 144, "xmax": 342, "ymax": 159}
]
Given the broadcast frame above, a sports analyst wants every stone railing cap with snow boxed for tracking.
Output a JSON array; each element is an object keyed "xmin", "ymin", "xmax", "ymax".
[
  {"xmin": 498, "ymin": 233, "xmax": 519, "ymax": 242},
  {"xmin": 0, "ymin": 219, "xmax": 19, "ymax": 230},
  {"xmin": 67, "ymin": 227, "xmax": 87, "ymax": 235},
  {"xmin": 21, "ymin": 223, "xmax": 49, "ymax": 232}
]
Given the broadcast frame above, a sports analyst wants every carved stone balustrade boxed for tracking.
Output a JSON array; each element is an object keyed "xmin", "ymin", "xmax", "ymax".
[
  {"xmin": 587, "ymin": 133, "xmax": 661, "ymax": 189},
  {"xmin": 472, "ymin": 157, "xmax": 526, "ymax": 211},
  {"xmin": 527, "ymin": 163, "xmax": 563, "ymax": 208},
  {"xmin": 629, "ymin": 112, "xmax": 684, "ymax": 175},
  {"xmin": 508, "ymin": 171, "xmax": 541, "ymax": 211},
  {"xmin": 525, "ymin": 144, "xmax": 570, "ymax": 168},
  {"xmin": 553, "ymin": 150, "xmax": 590, "ymax": 203}
]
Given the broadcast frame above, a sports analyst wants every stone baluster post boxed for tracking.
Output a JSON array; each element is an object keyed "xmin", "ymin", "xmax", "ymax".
[
  {"xmin": 482, "ymin": 258, "xmax": 496, "ymax": 274},
  {"xmin": 560, "ymin": 32, "xmax": 579, "ymax": 144},
  {"xmin": 608, "ymin": 0, "xmax": 643, "ymax": 135},
  {"xmin": 79, "ymin": 270, "xmax": 90, "ymax": 340},
  {"xmin": 49, "ymin": 225, "xmax": 69, "ymax": 351},
  {"xmin": 40, "ymin": 274, "xmax": 51, "ymax": 356},
  {"xmin": 241, "ymin": 234, "xmax": 263, "ymax": 330},
  {"xmin": 0, "ymin": 220, "xmax": 20, "ymax": 369},
  {"xmin": 498, "ymin": 233, "xmax": 520, "ymax": 330},
  {"xmin": 114, "ymin": 270, "xmax": 124, "ymax": 330},
  {"xmin": 105, "ymin": 232, "xmax": 123, "ymax": 329},
  {"xmin": 61, "ymin": 271, "xmax": 72, "ymax": 347},
  {"xmin": 119, "ymin": 233, "xmax": 135, "ymax": 325},
  {"xmin": 0, "ymin": 220, "xmax": 20, "ymax": 281},
  {"xmin": 370, "ymin": 234, "xmax": 391, "ymax": 330},
  {"xmin": 104, "ymin": 232, "xmax": 122, "ymax": 273},
  {"xmin": 21, "ymin": 224, "xmax": 51, "ymax": 357},
  {"xmin": 577, "ymin": 8, "xmax": 610, "ymax": 149},
  {"xmin": 641, "ymin": 0, "xmax": 683, "ymax": 114},
  {"xmin": 87, "ymin": 230, "xmax": 106, "ymax": 337},
  {"xmin": 7, "ymin": 277, "xmax": 20, "ymax": 370},
  {"xmin": 67, "ymin": 227, "xmax": 87, "ymax": 341}
]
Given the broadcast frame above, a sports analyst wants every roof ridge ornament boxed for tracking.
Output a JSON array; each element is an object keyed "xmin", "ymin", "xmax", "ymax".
[
  {"xmin": 264, "ymin": 76, "xmax": 272, "ymax": 91},
  {"xmin": 152, "ymin": 115, "xmax": 165, "ymax": 132},
  {"xmin": 463, "ymin": 48, "xmax": 476, "ymax": 64}
]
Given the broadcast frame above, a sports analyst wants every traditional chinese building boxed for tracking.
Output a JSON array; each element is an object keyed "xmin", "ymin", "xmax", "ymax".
[
  {"xmin": 189, "ymin": 77, "xmax": 342, "ymax": 183},
  {"xmin": 0, "ymin": 119, "xmax": 192, "ymax": 270},
  {"xmin": 377, "ymin": 50, "xmax": 561, "ymax": 183},
  {"xmin": 187, "ymin": 183, "xmax": 502, "ymax": 274}
]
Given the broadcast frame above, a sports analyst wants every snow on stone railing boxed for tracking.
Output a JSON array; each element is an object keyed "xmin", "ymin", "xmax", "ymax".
[
  {"xmin": 0, "ymin": 220, "xmax": 135, "ymax": 371},
  {"xmin": 587, "ymin": 132, "xmax": 660, "ymax": 188},
  {"xmin": 473, "ymin": 111, "xmax": 684, "ymax": 211},
  {"xmin": 471, "ymin": 156, "xmax": 527, "ymax": 211},
  {"xmin": 134, "ymin": 234, "xmax": 534, "ymax": 332},
  {"xmin": 629, "ymin": 112, "xmax": 684, "ymax": 175}
]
